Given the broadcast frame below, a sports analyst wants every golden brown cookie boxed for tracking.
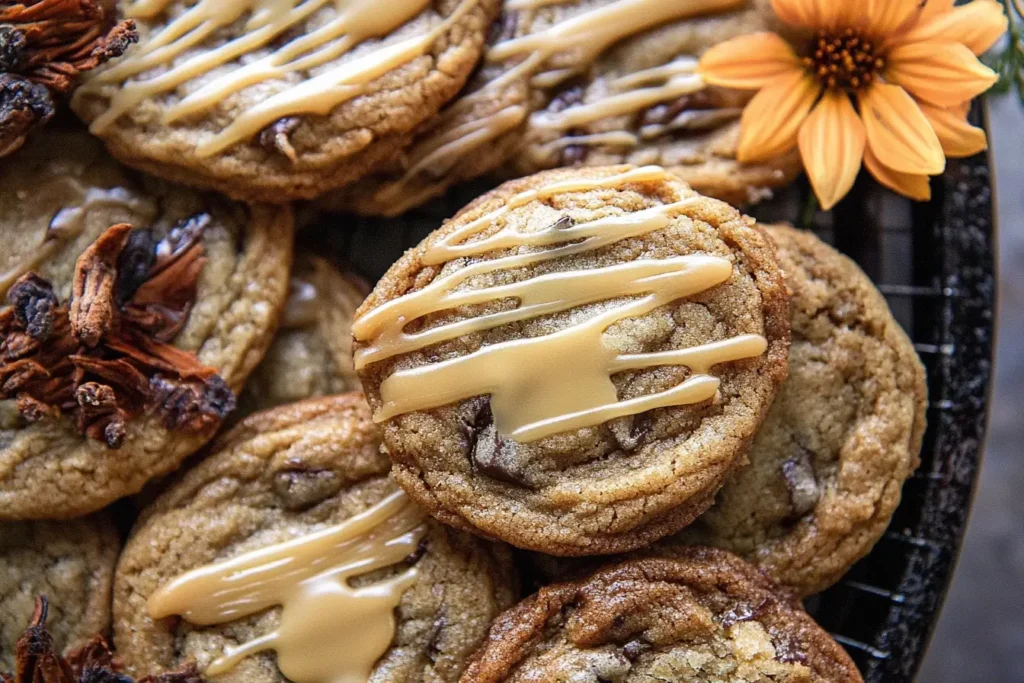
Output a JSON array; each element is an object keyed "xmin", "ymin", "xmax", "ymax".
[
  {"xmin": 72, "ymin": 0, "xmax": 500, "ymax": 202},
  {"xmin": 324, "ymin": 0, "xmax": 784, "ymax": 216},
  {"xmin": 0, "ymin": 130, "xmax": 293, "ymax": 520},
  {"xmin": 668, "ymin": 225, "xmax": 927, "ymax": 596},
  {"xmin": 113, "ymin": 394, "xmax": 518, "ymax": 682},
  {"xmin": 462, "ymin": 551, "xmax": 863, "ymax": 682},
  {"xmin": 354, "ymin": 165, "xmax": 790, "ymax": 555},
  {"xmin": 513, "ymin": 0, "xmax": 801, "ymax": 206},
  {"xmin": 236, "ymin": 252, "xmax": 368, "ymax": 416},
  {"xmin": 0, "ymin": 515, "xmax": 120, "ymax": 671}
]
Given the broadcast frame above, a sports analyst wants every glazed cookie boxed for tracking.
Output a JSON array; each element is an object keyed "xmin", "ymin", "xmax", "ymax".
[
  {"xmin": 113, "ymin": 394, "xmax": 517, "ymax": 682},
  {"xmin": 514, "ymin": 0, "xmax": 801, "ymax": 206},
  {"xmin": 0, "ymin": 516, "xmax": 120, "ymax": 670},
  {"xmin": 71, "ymin": 0, "xmax": 500, "ymax": 202},
  {"xmin": 463, "ymin": 551, "xmax": 863, "ymax": 682},
  {"xmin": 354, "ymin": 165, "xmax": 790, "ymax": 555},
  {"xmin": 326, "ymin": 0, "xmax": 761, "ymax": 216},
  {"xmin": 670, "ymin": 225, "xmax": 927, "ymax": 596},
  {"xmin": 0, "ymin": 130, "xmax": 293, "ymax": 520},
  {"xmin": 236, "ymin": 252, "xmax": 368, "ymax": 416}
]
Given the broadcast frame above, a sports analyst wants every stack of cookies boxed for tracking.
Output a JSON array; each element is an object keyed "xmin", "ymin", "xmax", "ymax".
[{"xmin": 0, "ymin": 2, "xmax": 929, "ymax": 683}]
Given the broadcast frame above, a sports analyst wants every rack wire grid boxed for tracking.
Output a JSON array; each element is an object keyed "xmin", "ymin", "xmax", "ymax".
[{"xmin": 314, "ymin": 103, "xmax": 995, "ymax": 682}]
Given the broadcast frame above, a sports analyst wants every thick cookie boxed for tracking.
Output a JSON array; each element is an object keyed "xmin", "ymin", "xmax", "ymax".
[
  {"xmin": 325, "ymin": 0, "xmax": 772, "ymax": 216},
  {"xmin": 463, "ymin": 551, "xmax": 863, "ymax": 682},
  {"xmin": 671, "ymin": 225, "xmax": 927, "ymax": 596},
  {"xmin": 72, "ymin": 0, "xmax": 500, "ymax": 202},
  {"xmin": 0, "ymin": 516, "xmax": 120, "ymax": 670},
  {"xmin": 113, "ymin": 394, "xmax": 517, "ymax": 682},
  {"xmin": 236, "ymin": 252, "xmax": 368, "ymax": 416},
  {"xmin": 354, "ymin": 165, "xmax": 790, "ymax": 555},
  {"xmin": 0, "ymin": 130, "xmax": 293, "ymax": 520},
  {"xmin": 514, "ymin": 0, "xmax": 801, "ymax": 206}
]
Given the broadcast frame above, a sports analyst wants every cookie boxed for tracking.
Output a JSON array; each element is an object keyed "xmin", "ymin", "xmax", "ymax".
[
  {"xmin": 462, "ymin": 551, "xmax": 863, "ymax": 682},
  {"xmin": 113, "ymin": 394, "xmax": 517, "ymax": 682},
  {"xmin": 0, "ymin": 515, "xmax": 120, "ymax": 671},
  {"xmin": 71, "ymin": 0, "xmax": 500, "ymax": 203},
  {"xmin": 0, "ymin": 130, "xmax": 293, "ymax": 520},
  {"xmin": 670, "ymin": 225, "xmax": 927, "ymax": 596},
  {"xmin": 325, "ymin": 0, "xmax": 774, "ymax": 216},
  {"xmin": 354, "ymin": 165, "xmax": 790, "ymax": 555},
  {"xmin": 236, "ymin": 252, "xmax": 368, "ymax": 416},
  {"xmin": 514, "ymin": 0, "xmax": 801, "ymax": 206}
]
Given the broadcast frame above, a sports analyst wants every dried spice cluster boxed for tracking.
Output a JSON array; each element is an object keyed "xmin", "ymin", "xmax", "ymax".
[
  {"xmin": 1, "ymin": 597, "xmax": 202, "ymax": 683},
  {"xmin": 0, "ymin": 219, "xmax": 235, "ymax": 448},
  {"xmin": 0, "ymin": 0, "xmax": 138, "ymax": 156}
]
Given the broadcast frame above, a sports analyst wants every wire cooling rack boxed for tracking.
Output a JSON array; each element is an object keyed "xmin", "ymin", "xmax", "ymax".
[{"xmin": 312, "ymin": 103, "xmax": 995, "ymax": 682}]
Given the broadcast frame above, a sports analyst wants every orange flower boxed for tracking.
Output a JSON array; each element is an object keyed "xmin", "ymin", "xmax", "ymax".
[{"xmin": 699, "ymin": 0, "xmax": 1007, "ymax": 209}]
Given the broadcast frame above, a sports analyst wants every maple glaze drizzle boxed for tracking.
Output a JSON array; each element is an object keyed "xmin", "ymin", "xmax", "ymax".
[
  {"xmin": 81, "ymin": 0, "xmax": 478, "ymax": 156},
  {"xmin": 354, "ymin": 166, "xmax": 768, "ymax": 443},
  {"xmin": 371, "ymin": 0, "xmax": 743, "ymax": 206},
  {"xmin": 148, "ymin": 490, "xmax": 426, "ymax": 683}
]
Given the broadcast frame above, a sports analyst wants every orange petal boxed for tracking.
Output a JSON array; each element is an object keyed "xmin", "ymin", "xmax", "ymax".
[
  {"xmin": 917, "ymin": 0, "xmax": 955, "ymax": 24},
  {"xmin": 737, "ymin": 71, "xmax": 821, "ymax": 163},
  {"xmin": 863, "ymin": 146, "xmax": 932, "ymax": 201},
  {"xmin": 699, "ymin": 33, "xmax": 801, "ymax": 89},
  {"xmin": 897, "ymin": 0, "xmax": 1008, "ymax": 55},
  {"xmin": 886, "ymin": 42, "xmax": 999, "ymax": 106},
  {"xmin": 798, "ymin": 90, "xmax": 866, "ymax": 210},
  {"xmin": 919, "ymin": 101, "xmax": 988, "ymax": 157},
  {"xmin": 862, "ymin": 0, "xmax": 921, "ymax": 37},
  {"xmin": 859, "ymin": 82, "xmax": 945, "ymax": 175},
  {"xmin": 771, "ymin": 0, "xmax": 841, "ymax": 29}
]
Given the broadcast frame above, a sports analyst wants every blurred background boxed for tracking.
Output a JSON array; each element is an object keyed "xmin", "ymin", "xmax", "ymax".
[{"xmin": 917, "ymin": 95, "xmax": 1024, "ymax": 681}]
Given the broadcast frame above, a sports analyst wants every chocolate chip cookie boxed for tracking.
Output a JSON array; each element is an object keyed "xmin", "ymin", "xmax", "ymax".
[
  {"xmin": 0, "ymin": 515, "xmax": 120, "ymax": 670},
  {"xmin": 72, "ymin": 0, "xmax": 500, "ymax": 203},
  {"xmin": 514, "ymin": 0, "xmax": 801, "ymax": 206},
  {"xmin": 236, "ymin": 252, "xmax": 368, "ymax": 417},
  {"xmin": 113, "ymin": 394, "xmax": 517, "ymax": 682},
  {"xmin": 670, "ymin": 225, "xmax": 928, "ymax": 596},
  {"xmin": 463, "ymin": 551, "xmax": 863, "ymax": 682},
  {"xmin": 325, "ymin": 0, "xmax": 778, "ymax": 216},
  {"xmin": 0, "ymin": 130, "xmax": 293, "ymax": 520},
  {"xmin": 354, "ymin": 165, "xmax": 790, "ymax": 555}
]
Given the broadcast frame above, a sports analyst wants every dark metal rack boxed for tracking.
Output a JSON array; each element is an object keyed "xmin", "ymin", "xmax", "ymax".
[{"xmin": 314, "ymin": 104, "xmax": 995, "ymax": 682}]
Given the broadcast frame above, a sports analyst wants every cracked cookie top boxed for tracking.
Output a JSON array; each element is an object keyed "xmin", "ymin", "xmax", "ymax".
[
  {"xmin": 354, "ymin": 165, "xmax": 790, "ymax": 555},
  {"xmin": 462, "ymin": 551, "xmax": 862, "ymax": 682},
  {"xmin": 113, "ymin": 394, "xmax": 517, "ymax": 682}
]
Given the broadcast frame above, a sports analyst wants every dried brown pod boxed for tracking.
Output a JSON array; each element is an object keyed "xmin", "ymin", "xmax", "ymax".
[
  {"xmin": 0, "ymin": 596, "xmax": 203, "ymax": 683},
  {"xmin": 0, "ymin": 220, "xmax": 235, "ymax": 449},
  {"xmin": 0, "ymin": 0, "xmax": 137, "ymax": 156}
]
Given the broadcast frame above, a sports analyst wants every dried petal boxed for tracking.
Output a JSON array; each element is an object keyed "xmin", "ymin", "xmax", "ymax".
[
  {"xmin": 8, "ymin": 273, "xmax": 58, "ymax": 340},
  {"xmin": 71, "ymin": 223, "xmax": 133, "ymax": 347}
]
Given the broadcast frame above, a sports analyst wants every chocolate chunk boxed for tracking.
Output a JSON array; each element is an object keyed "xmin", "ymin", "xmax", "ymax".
[
  {"xmin": 782, "ymin": 446, "xmax": 820, "ymax": 518},
  {"xmin": 272, "ymin": 468, "xmax": 341, "ymax": 510},
  {"xmin": 469, "ymin": 404, "xmax": 528, "ymax": 485},
  {"xmin": 115, "ymin": 228, "xmax": 158, "ymax": 305}
]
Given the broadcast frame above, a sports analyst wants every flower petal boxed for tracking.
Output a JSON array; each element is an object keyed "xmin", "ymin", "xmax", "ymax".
[
  {"xmin": 917, "ymin": 0, "xmax": 955, "ymax": 25},
  {"xmin": 863, "ymin": 0, "xmax": 921, "ymax": 37},
  {"xmin": 886, "ymin": 41, "xmax": 999, "ymax": 106},
  {"xmin": 737, "ymin": 71, "xmax": 821, "ymax": 163},
  {"xmin": 699, "ymin": 33, "xmax": 801, "ymax": 89},
  {"xmin": 919, "ymin": 101, "xmax": 988, "ymax": 157},
  {"xmin": 798, "ymin": 90, "xmax": 866, "ymax": 210},
  {"xmin": 771, "ymin": 0, "xmax": 818, "ymax": 29},
  {"xmin": 897, "ymin": 0, "xmax": 1008, "ymax": 55},
  {"xmin": 859, "ymin": 82, "xmax": 945, "ymax": 175},
  {"xmin": 864, "ymin": 145, "xmax": 932, "ymax": 201}
]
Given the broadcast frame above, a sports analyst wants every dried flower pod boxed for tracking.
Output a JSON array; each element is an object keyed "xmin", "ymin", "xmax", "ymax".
[
  {"xmin": 0, "ymin": 219, "xmax": 235, "ymax": 448},
  {"xmin": 1, "ymin": 596, "xmax": 204, "ymax": 683},
  {"xmin": 0, "ymin": 0, "xmax": 138, "ymax": 156}
]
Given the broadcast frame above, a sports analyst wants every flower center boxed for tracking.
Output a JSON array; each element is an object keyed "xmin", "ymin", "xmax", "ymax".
[{"xmin": 802, "ymin": 29, "xmax": 886, "ymax": 91}]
